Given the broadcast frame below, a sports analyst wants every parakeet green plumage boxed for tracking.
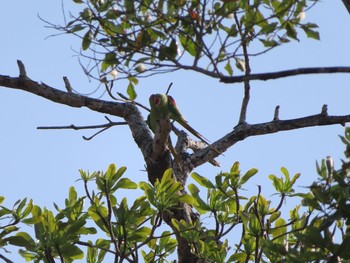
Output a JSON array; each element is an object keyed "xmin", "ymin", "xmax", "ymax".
[
  {"xmin": 147, "ymin": 93, "xmax": 169, "ymax": 133},
  {"xmin": 148, "ymin": 93, "xmax": 183, "ymax": 169},
  {"xmin": 167, "ymin": 95, "xmax": 211, "ymax": 144},
  {"xmin": 149, "ymin": 94, "xmax": 220, "ymax": 154}
]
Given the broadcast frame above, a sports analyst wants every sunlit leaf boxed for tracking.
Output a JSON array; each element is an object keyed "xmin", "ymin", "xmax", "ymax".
[
  {"xmin": 191, "ymin": 172, "xmax": 215, "ymax": 188},
  {"xmin": 224, "ymin": 60, "xmax": 234, "ymax": 76},
  {"xmin": 127, "ymin": 81, "xmax": 137, "ymax": 101}
]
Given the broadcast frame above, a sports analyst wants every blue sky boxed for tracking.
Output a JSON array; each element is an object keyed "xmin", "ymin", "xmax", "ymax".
[{"xmin": 1, "ymin": 0, "xmax": 350, "ymax": 261}]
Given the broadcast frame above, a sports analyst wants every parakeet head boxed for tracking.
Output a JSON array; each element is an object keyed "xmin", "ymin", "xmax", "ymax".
[
  {"xmin": 149, "ymin": 94, "xmax": 156, "ymax": 108},
  {"xmin": 150, "ymin": 94, "xmax": 168, "ymax": 108}
]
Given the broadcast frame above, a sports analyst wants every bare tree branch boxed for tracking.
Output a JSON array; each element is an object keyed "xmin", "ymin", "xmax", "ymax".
[
  {"xmin": 191, "ymin": 109, "xmax": 350, "ymax": 167},
  {"xmin": 220, "ymin": 67, "xmax": 350, "ymax": 83},
  {"xmin": 2, "ymin": 62, "xmax": 350, "ymax": 171},
  {"xmin": 0, "ymin": 73, "xmax": 126, "ymax": 117},
  {"xmin": 343, "ymin": 0, "xmax": 350, "ymax": 15},
  {"xmin": 0, "ymin": 254, "xmax": 14, "ymax": 263},
  {"xmin": 37, "ymin": 118, "xmax": 128, "ymax": 141},
  {"xmin": 37, "ymin": 121, "xmax": 127, "ymax": 131}
]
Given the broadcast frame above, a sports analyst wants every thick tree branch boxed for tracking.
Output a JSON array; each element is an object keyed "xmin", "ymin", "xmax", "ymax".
[
  {"xmin": 2, "ymin": 60, "xmax": 350, "ymax": 263},
  {"xmin": 220, "ymin": 67, "xmax": 350, "ymax": 83},
  {"xmin": 0, "ymin": 62, "xmax": 156, "ymax": 177},
  {"xmin": 191, "ymin": 110, "xmax": 350, "ymax": 167},
  {"xmin": 3, "ymin": 63, "xmax": 350, "ymax": 172},
  {"xmin": 0, "ymin": 74, "xmax": 126, "ymax": 117},
  {"xmin": 343, "ymin": 0, "xmax": 350, "ymax": 15}
]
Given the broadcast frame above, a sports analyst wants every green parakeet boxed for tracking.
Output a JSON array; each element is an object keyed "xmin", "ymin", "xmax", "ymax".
[
  {"xmin": 147, "ymin": 93, "xmax": 182, "ymax": 169},
  {"xmin": 147, "ymin": 93, "xmax": 168, "ymax": 133},
  {"xmin": 149, "ymin": 94, "xmax": 220, "ymax": 154}
]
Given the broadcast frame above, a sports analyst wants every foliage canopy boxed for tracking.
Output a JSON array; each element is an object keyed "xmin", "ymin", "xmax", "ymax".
[
  {"xmin": 62, "ymin": 0, "xmax": 319, "ymax": 97},
  {"xmin": 1, "ymin": 128, "xmax": 350, "ymax": 262}
]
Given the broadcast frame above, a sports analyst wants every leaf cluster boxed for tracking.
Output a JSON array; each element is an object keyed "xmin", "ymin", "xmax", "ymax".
[
  {"xmin": 3, "ymin": 129, "xmax": 350, "ymax": 262},
  {"xmin": 61, "ymin": 0, "xmax": 320, "ymax": 98}
]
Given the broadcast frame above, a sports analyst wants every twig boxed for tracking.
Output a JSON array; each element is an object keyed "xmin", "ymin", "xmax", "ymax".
[
  {"xmin": 220, "ymin": 66, "xmax": 350, "ymax": 83},
  {"xmin": 82, "ymin": 126, "xmax": 110, "ymax": 140},
  {"xmin": 37, "ymin": 121, "xmax": 127, "ymax": 130},
  {"xmin": 75, "ymin": 241, "xmax": 116, "ymax": 254},
  {"xmin": 17, "ymin": 60, "xmax": 27, "ymax": 78},
  {"xmin": 63, "ymin": 76, "xmax": 73, "ymax": 92},
  {"xmin": 234, "ymin": 12, "xmax": 251, "ymax": 124},
  {"xmin": 166, "ymin": 82, "xmax": 173, "ymax": 95},
  {"xmin": 273, "ymin": 105, "xmax": 280, "ymax": 121},
  {"xmin": 117, "ymin": 92, "xmax": 150, "ymax": 112},
  {"xmin": 37, "ymin": 119, "xmax": 127, "ymax": 141}
]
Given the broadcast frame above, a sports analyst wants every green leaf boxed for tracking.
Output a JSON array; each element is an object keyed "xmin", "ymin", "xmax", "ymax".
[
  {"xmin": 271, "ymin": 218, "xmax": 287, "ymax": 242},
  {"xmin": 249, "ymin": 216, "xmax": 260, "ymax": 236},
  {"xmin": 101, "ymin": 52, "xmax": 117, "ymax": 72},
  {"xmin": 289, "ymin": 172, "xmax": 301, "ymax": 188},
  {"xmin": 0, "ymin": 225, "xmax": 18, "ymax": 239},
  {"xmin": 269, "ymin": 174, "xmax": 282, "ymax": 192},
  {"xmin": 259, "ymin": 22, "xmax": 277, "ymax": 34},
  {"xmin": 127, "ymin": 81, "xmax": 137, "ymax": 101},
  {"xmin": 158, "ymin": 42, "xmax": 178, "ymax": 61},
  {"xmin": 302, "ymin": 26, "xmax": 320, "ymax": 40},
  {"xmin": 100, "ymin": 20, "xmax": 119, "ymax": 36},
  {"xmin": 285, "ymin": 22, "xmax": 298, "ymax": 41},
  {"xmin": 114, "ymin": 178, "xmax": 138, "ymax": 190},
  {"xmin": 179, "ymin": 34, "xmax": 196, "ymax": 57},
  {"xmin": 60, "ymin": 244, "xmax": 84, "ymax": 260},
  {"xmin": 68, "ymin": 186, "xmax": 78, "ymax": 204},
  {"xmin": 336, "ymin": 236, "xmax": 350, "ymax": 258},
  {"xmin": 88, "ymin": 206, "xmax": 109, "ymax": 232},
  {"xmin": 6, "ymin": 232, "xmax": 36, "ymax": 250},
  {"xmin": 124, "ymin": 0, "xmax": 135, "ymax": 13},
  {"xmin": 18, "ymin": 250, "xmax": 36, "ymax": 261},
  {"xmin": 139, "ymin": 182, "xmax": 156, "ymax": 207},
  {"xmin": 178, "ymin": 193, "xmax": 195, "ymax": 205},
  {"xmin": 82, "ymin": 30, "xmax": 93, "ymax": 50},
  {"xmin": 15, "ymin": 198, "xmax": 27, "ymax": 215},
  {"xmin": 70, "ymin": 25, "xmax": 86, "ymax": 33},
  {"xmin": 280, "ymin": 167, "xmax": 290, "ymax": 181},
  {"xmin": 130, "ymin": 226, "xmax": 152, "ymax": 242},
  {"xmin": 240, "ymin": 168, "xmax": 258, "ymax": 185},
  {"xmin": 191, "ymin": 172, "xmax": 215, "ymax": 188},
  {"xmin": 270, "ymin": 211, "xmax": 281, "ymax": 223},
  {"xmin": 228, "ymin": 252, "xmax": 248, "ymax": 262},
  {"xmin": 230, "ymin": 162, "xmax": 240, "ymax": 174},
  {"xmin": 259, "ymin": 38, "xmax": 278, "ymax": 47},
  {"xmin": 188, "ymin": 184, "xmax": 211, "ymax": 214},
  {"xmin": 224, "ymin": 60, "xmax": 233, "ymax": 76},
  {"xmin": 106, "ymin": 163, "xmax": 117, "ymax": 180}
]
